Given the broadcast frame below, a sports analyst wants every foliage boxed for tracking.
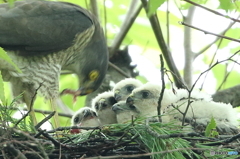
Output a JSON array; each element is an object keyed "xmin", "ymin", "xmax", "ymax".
[
  {"xmin": 0, "ymin": 72, "xmax": 5, "ymax": 104},
  {"xmin": 218, "ymin": 0, "xmax": 240, "ymax": 11},
  {"xmin": 205, "ymin": 116, "xmax": 218, "ymax": 137},
  {"xmin": 147, "ymin": 0, "xmax": 165, "ymax": 16},
  {"xmin": 0, "ymin": 100, "xmax": 35, "ymax": 132},
  {"xmin": 0, "ymin": 48, "xmax": 21, "ymax": 115},
  {"xmin": 0, "ymin": 48, "xmax": 21, "ymax": 73},
  {"xmin": 133, "ymin": 123, "xmax": 198, "ymax": 159}
]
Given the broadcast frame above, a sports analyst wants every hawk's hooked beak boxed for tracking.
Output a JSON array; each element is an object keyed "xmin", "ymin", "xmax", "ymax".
[{"xmin": 78, "ymin": 87, "xmax": 94, "ymax": 96}]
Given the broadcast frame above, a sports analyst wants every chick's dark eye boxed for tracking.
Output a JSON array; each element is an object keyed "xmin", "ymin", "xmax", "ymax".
[
  {"xmin": 102, "ymin": 103, "xmax": 107, "ymax": 107},
  {"xmin": 95, "ymin": 104, "xmax": 99, "ymax": 110},
  {"xmin": 74, "ymin": 117, "xmax": 79, "ymax": 123},
  {"xmin": 126, "ymin": 85, "xmax": 135, "ymax": 92},
  {"xmin": 142, "ymin": 91, "xmax": 149, "ymax": 98},
  {"xmin": 129, "ymin": 105, "xmax": 136, "ymax": 109},
  {"xmin": 109, "ymin": 97, "xmax": 117, "ymax": 105}
]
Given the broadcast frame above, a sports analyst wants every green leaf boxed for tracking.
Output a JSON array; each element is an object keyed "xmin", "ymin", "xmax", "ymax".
[
  {"xmin": 218, "ymin": 0, "xmax": 235, "ymax": 11},
  {"xmin": 180, "ymin": 2, "xmax": 193, "ymax": 10},
  {"xmin": 0, "ymin": 72, "xmax": 5, "ymax": 104},
  {"xmin": 230, "ymin": 46, "xmax": 240, "ymax": 55},
  {"xmin": 0, "ymin": 48, "xmax": 21, "ymax": 73},
  {"xmin": 211, "ymin": 130, "xmax": 219, "ymax": 137},
  {"xmin": 211, "ymin": 63, "xmax": 225, "ymax": 86},
  {"xmin": 225, "ymin": 70, "xmax": 240, "ymax": 88},
  {"xmin": 180, "ymin": 0, "xmax": 208, "ymax": 10},
  {"xmin": 212, "ymin": 63, "xmax": 240, "ymax": 90},
  {"xmin": 218, "ymin": 28, "xmax": 240, "ymax": 49},
  {"xmin": 7, "ymin": 0, "xmax": 14, "ymax": 7},
  {"xmin": 147, "ymin": 0, "xmax": 165, "ymax": 17},
  {"xmin": 205, "ymin": 116, "xmax": 217, "ymax": 137}
]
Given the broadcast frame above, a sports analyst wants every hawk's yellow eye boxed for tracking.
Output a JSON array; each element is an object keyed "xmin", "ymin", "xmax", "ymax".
[{"xmin": 89, "ymin": 70, "xmax": 99, "ymax": 81}]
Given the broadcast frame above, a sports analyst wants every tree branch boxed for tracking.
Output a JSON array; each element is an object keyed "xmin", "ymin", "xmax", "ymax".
[
  {"xmin": 183, "ymin": 6, "xmax": 195, "ymax": 88},
  {"xmin": 157, "ymin": 55, "xmax": 165, "ymax": 122},
  {"xmin": 183, "ymin": 0, "xmax": 240, "ymax": 23},
  {"xmin": 89, "ymin": 0, "xmax": 99, "ymax": 21},
  {"xmin": 109, "ymin": 0, "xmax": 142, "ymax": 57},
  {"xmin": 194, "ymin": 20, "xmax": 237, "ymax": 58},
  {"xmin": 190, "ymin": 50, "xmax": 240, "ymax": 93},
  {"xmin": 180, "ymin": 21, "xmax": 240, "ymax": 43},
  {"xmin": 141, "ymin": 0, "xmax": 184, "ymax": 88},
  {"xmin": 166, "ymin": 0, "xmax": 170, "ymax": 46}
]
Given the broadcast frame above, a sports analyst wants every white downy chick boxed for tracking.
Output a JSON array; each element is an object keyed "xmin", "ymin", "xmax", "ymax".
[
  {"xmin": 71, "ymin": 107, "xmax": 101, "ymax": 133},
  {"xmin": 113, "ymin": 78, "xmax": 143, "ymax": 102},
  {"xmin": 92, "ymin": 91, "xmax": 117, "ymax": 125}
]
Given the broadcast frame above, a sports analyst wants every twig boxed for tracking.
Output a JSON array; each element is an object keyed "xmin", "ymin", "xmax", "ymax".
[
  {"xmin": 90, "ymin": 0, "xmax": 99, "ymax": 21},
  {"xmin": 194, "ymin": 18, "xmax": 238, "ymax": 58},
  {"xmin": 12, "ymin": 128, "xmax": 49, "ymax": 159},
  {"xmin": 110, "ymin": 0, "xmax": 142, "ymax": 57},
  {"xmin": 115, "ymin": 131, "xmax": 129, "ymax": 145},
  {"xmin": 37, "ymin": 129, "xmax": 77, "ymax": 149},
  {"xmin": 35, "ymin": 111, "xmax": 55, "ymax": 129},
  {"xmin": 83, "ymin": 147, "xmax": 217, "ymax": 159},
  {"xmin": 34, "ymin": 128, "xmax": 46, "ymax": 138},
  {"xmin": 8, "ymin": 107, "xmax": 72, "ymax": 118},
  {"xmin": 173, "ymin": 0, "xmax": 184, "ymax": 18},
  {"xmin": 180, "ymin": 21, "xmax": 240, "ymax": 43},
  {"xmin": 46, "ymin": 126, "xmax": 101, "ymax": 133},
  {"xmin": 166, "ymin": 0, "xmax": 170, "ymax": 46},
  {"xmin": 224, "ymin": 133, "xmax": 240, "ymax": 143},
  {"xmin": 182, "ymin": 0, "xmax": 240, "ymax": 23},
  {"xmin": 217, "ymin": 55, "xmax": 240, "ymax": 91},
  {"xmin": 157, "ymin": 55, "xmax": 165, "ymax": 122},
  {"xmin": 191, "ymin": 49, "xmax": 240, "ymax": 92},
  {"xmin": 39, "ymin": 130, "xmax": 61, "ymax": 148},
  {"xmin": 14, "ymin": 83, "xmax": 42, "ymax": 127},
  {"xmin": 3, "ymin": 143, "xmax": 27, "ymax": 159},
  {"xmin": 100, "ymin": 134, "xmax": 139, "ymax": 154},
  {"xmin": 202, "ymin": 133, "xmax": 240, "ymax": 146},
  {"xmin": 108, "ymin": 62, "xmax": 130, "ymax": 78},
  {"xmin": 164, "ymin": 70, "xmax": 178, "ymax": 95},
  {"xmin": 184, "ymin": 50, "xmax": 240, "ymax": 117},
  {"xmin": 199, "ymin": 36, "xmax": 224, "ymax": 91},
  {"xmin": 181, "ymin": 95, "xmax": 194, "ymax": 126}
]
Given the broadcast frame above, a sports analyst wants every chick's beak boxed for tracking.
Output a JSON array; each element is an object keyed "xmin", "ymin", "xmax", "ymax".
[
  {"xmin": 114, "ymin": 91, "xmax": 122, "ymax": 101},
  {"xmin": 99, "ymin": 98, "xmax": 107, "ymax": 108},
  {"xmin": 126, "ymin": 96, "xmax": 134, "ymax": 105},
  {"xmin": 83, "ymin": 109, "xmax": 91, "ymax": 118},
  {"xmin": 112, "ymin": 104, "xmax": 123, "ymax": 112}
]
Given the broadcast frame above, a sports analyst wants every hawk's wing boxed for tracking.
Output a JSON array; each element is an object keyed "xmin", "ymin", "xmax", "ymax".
[{"xmin": 0, "ymin": 1, "xmax": 93, "ymax": 55}]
